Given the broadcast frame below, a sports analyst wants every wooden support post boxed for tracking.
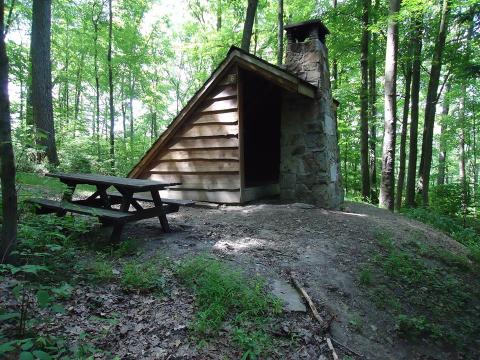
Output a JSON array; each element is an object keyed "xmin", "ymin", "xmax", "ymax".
[
  {"xmin": 110, "ymin": 191, "xmax": 132, "ymax": 242},
  {"xmin": 150, "ymin": 190, "xmax": 170, "ymax": 232}
]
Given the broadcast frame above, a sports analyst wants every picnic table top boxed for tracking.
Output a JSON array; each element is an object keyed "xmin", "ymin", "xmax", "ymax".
[{"xmin": 46, "ymin": 172, "xmax": 180, "ymax": 191}]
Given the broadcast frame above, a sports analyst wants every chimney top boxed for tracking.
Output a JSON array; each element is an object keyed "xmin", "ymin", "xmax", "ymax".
[{"xmin": 284, "ymin": 19, "xmax": 330, "ymax": 44}]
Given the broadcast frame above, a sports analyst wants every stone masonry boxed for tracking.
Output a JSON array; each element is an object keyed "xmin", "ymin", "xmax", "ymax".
[{"xmin": 280, "ymin": 20, "xmax": 343, "ymax": 209}]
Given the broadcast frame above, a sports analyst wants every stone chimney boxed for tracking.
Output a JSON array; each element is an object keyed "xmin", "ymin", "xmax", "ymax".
[{"xmin": 279, "ymin": 19, "xmax": 343, "ymax": 209}]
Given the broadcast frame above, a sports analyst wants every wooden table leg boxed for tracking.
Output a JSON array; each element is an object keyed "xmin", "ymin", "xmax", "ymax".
[
  {"xmin": 110, "ymin": 191, "xmax": 133, "ymax": 242},
  {"xmin": 150, "ymin": 190, "xmax": 170, "ymax": 233}
]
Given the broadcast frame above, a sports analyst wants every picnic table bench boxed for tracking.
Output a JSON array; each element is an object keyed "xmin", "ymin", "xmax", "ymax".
[{"xmin": 28, "ymin": 173, "xmax": 194, "ymax": 242}]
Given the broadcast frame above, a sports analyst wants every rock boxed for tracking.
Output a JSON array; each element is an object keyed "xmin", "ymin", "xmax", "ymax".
[
  {"xmin": 291, "ymin": 202, "xmax": 315, "ymax": 210},
  {"xmin": 271, "ymin": 279, "xmax": 307, "ymax": 313}
]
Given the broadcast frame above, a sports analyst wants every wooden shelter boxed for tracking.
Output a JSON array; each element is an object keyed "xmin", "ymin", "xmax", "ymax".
[{"xmin": 129, "ymin": 46, "xmax": 318, "ymax": 204}]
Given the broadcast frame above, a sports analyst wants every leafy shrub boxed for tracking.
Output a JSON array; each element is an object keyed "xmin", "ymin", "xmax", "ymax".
[{"xmin": 430, "ymin": 184, "xmax": 465, "ymax": 216}]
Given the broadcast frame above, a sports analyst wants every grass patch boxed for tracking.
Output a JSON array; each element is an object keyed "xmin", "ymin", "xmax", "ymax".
[
  {"xmin": 176, "ymin": 256, "xmax": 282, "ymax": 357},
  {"xmin": 88, "ymin": 257, "xmax": 116, "ymax": 283},
  {"xmin": 359, "ymin": 230, "xmax": 480, "ymax": 350},
  {"xmin": 120, "ymin": 257, "xmax": 165, "ymax": 293}
]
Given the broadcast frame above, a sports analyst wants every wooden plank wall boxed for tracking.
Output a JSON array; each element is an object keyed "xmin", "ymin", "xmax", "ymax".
[{"xmin": 143, "ymin": 69, "xmax": 241, "ymax": 203}]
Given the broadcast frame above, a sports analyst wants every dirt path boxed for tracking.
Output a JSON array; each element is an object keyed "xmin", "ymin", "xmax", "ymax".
[{"xmin": 118, "ymin": 200, "xmax": 470, "ymax": 360}]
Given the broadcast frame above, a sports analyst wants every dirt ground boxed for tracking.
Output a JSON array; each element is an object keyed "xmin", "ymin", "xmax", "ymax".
[
  {"xmin": 116, "ymin": 200, "xmax": 469, "ymax": 360},
  {"xmin": 2, "ymin": 200, "xmax": 474, "ymax": 359}
]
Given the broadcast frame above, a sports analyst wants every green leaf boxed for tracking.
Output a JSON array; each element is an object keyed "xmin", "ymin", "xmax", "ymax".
[
  {"xmin": 36, "ymin": 290, "xmax": 51, "ymax": 308},
  {"xmin": 51, "ymin": 304, "xmax": 65, "ymax": 314},
  {"xmin": 0, "ymin": 312, "xmax": 20, "ymax": 321},
  {"xmin": 19, "ymin": 351, "xmax": 34, "ymax": 360},
  {"xmin": 32, "ymin": 350, "xmax": 53, "ymax": 360},
  {"xmin": 21, "ymin": 340, "xmax": 34, "ymax": 351},
  {"xmin": 51, "ymin": 283, "xmax": 73, "ymax": 298},
  {"xmin": 12, "ymin": 264, "xmax": 51, "ymax": 275},
  {"xmin": 0, "ymin": 340, "xmax": 16, "ymax": 354}
]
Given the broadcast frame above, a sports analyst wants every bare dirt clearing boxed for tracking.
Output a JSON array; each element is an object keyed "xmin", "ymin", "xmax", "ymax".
[
  {"xmin": 3, "ymin": 200, "xmax": 478, "ymax": 359},
  {"xmin": 116, "ymin": 200, "xmax": 478, "ymax": 360}
]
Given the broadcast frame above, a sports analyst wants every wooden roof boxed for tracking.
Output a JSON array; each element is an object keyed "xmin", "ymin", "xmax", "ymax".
[{"xmin": 128, "ymin": 46, "xmax": 317, "ymax": 178}]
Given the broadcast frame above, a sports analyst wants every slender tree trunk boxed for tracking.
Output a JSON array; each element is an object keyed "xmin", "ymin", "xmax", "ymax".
[
  {"xmin": 395, "ymin": 54, "xmax": 413, "ymax": 210},
  {"xmin": 369, "ymin": 0, "xmax": 379, "ymax": 202},
  {"xmin": 216, "ymin": 0, "xmax": 222, "ymax": 31},
  {"xmin": 0, "ymin": 0, "xmax": 17, "ymax": 263},
  {"xmin": 107, "ymin": 0, "xmax": 115, "ymax": 172},
  {"xmin": 437, "ymin": 84, "xmax": 449, "ymax": 185},
  {"xmin": 405, "ymin": 18, "xmax": 423, "ymax": 207},
  {"xmin": 31, "ymin": 0, "xmax": 59, "ymax": 165},
  {"xmin": 277, "ymin": 0, "xmax": 283, "ymax": 65},
  {"xmin": 92, "ymin": 3, "xmax": 101, "ymax": 156},
  {"xmin": 73, "ymin": 53, "xmax": 84, "ymax": 137},
  {"xmin": 241, "ymin": 0, "xmax": 259, "ymax": 52},
  {"xmin": 359, "ymin": 0, "xmax": 370, "ymax": 201},
  {"xmin": 418, "ymin": 0, "xmax": 450, "ymax": 206},
  {"xmin": 459, "ymin": 87, "xmax": 467, "ymax": 213},
  {"xmin": 379, "ymin": 0, "xmax": 400, "ymax": 210},
  {"xmin": 121, "ymin": 79, "xmax": 127, "ymax": 140}
]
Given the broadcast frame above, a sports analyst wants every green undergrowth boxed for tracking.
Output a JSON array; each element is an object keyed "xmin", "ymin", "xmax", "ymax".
[
  {"xmin": 359, "ymin": 229, "xmax": 480, "ymax": 353},
  {"xmin": 401, "ymin": 207, "xmax": 480, "ymax": 264},
  {"xmin": 16, "ymin": 171, "xmax": 96, "ymax": 198},
  {"xmin": 176, "ymin": 256, "xmax": 282, "ymax": 358}
]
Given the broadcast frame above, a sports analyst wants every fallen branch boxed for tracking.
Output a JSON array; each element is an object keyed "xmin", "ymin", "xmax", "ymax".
[
  {"xmin": 290, "ymin": 272, "xmax": 364, "ymax": 359},
  {"xmin": 290, "ymin": 273, "xmax": 324, "ymax": 324},
  {"xmin": 330, "ymin": 337, "xmax": 364, "ymax": 358},
  {"xmin": 326, "ymin": 337, "xmax": 339, "ymax": 360}
]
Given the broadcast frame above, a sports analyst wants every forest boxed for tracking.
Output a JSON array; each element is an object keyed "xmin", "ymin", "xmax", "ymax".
[{"xmin": 1, "ymin": 0, "xmax": 480, "ymax": 359}]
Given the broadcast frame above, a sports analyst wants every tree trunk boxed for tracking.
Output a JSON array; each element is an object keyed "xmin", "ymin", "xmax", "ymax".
[
  {"xmin": 379, "ymin": 0, "xmax": 400, "ymax": 210},
  {"xmin": 418, "ymin": 0, "xmax": 450, "ymax": 206},
  {"xmin": 92, "ymin": 1, "xmax": 101, "ymax": 157},
  {"xmin": 216, "ymin": 0, "xmax": 222, "ymax": 31},
  {"xmin": 369, "ymin": 0, "xmax": 379, "ymax": 202},
  {"xmin": 395, "ymin": 49, "xmax": 413, "ymax": 211},
  {"xmin": 459, "ymin": 87, "xmax": 467, "ymax": 214},
  {"xmin": 241, "ymin": 0, "xmax": 259, "ymax": 52},
  {"xmin": 405, "ymin": 18, "xmax": 423, "ymax": 207},
  {"xmin": 437, "ymin": 84, "xmax": 449, "ymax": 186},
  {"xmin": 277, "ymin": 0, "xmax": 283, "ymax": 65},
  {"xmin": 73, "ymin": 53, "xmax": 84, "ymax": 137},
  {"xmin": 0, "ymin": 0, "xmax": 17, "ymax": 263},
  {"xmin": 107, "ymin": 0, "xmax": 115, "ymax": 172},
  {"xmin": 31, "ymin": 0, "xmax": 59, "ymax": 165},
  {"xmin": 359, "ymin": 0, "xmax": 370, "ymax": 201}
]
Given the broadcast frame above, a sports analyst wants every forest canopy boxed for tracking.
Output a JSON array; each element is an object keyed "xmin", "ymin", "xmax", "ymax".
[{"xmin": 2, "ymin": 0, "xmax": 480, "ymax": 208}]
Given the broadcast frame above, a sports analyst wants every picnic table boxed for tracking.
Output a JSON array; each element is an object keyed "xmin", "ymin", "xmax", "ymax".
[{"xmin": 29, "ymin": 173, "xmax": 193, "ymax": 242}]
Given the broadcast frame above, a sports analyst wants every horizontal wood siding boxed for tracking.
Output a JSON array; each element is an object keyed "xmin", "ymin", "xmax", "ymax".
[
  {"xmin": 151, "ymin": 160, "xmax": 239, "ymax": 173},
  {"xmin": 143, "ymin": 69, "xmax": 241, "ymax": 203},
  {"xmin": 180, "ymin": 124, "xmax": 238, "ymax": 138},
  {"xmin": 192, "ymin": 111, "xmax": 238, "ymax": 125},
  {"xmin": 159, "ymin": 189, "xmax": 241, "ymax": 204},
  {"xmin": 159, "ymin": 149, "xmax": 239, "ymax": 161},
  {"xmin": 148, "ymin": 173, "xmax": 240, "ymax": 189},
  {"xmin": 169, "ymin": 137, "xmax": 238, "ymax": 150}
]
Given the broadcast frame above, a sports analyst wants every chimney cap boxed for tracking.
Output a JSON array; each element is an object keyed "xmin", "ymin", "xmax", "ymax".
[{"xmin": 284, "ymin": 19, "xmax": 330, "ymax": 35}]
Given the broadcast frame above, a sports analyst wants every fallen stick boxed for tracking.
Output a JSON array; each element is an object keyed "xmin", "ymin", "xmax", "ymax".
[
  {"xmin": 330, "ymin": 337, "xmax": 364, "ymax": 358},
  {"xmin": 326, "ymin": 337, "xmax": 339, "ymax": 360},
  {"xmin": 290, "ymin": 273, "xmax": 324, "ymax": 324}
]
